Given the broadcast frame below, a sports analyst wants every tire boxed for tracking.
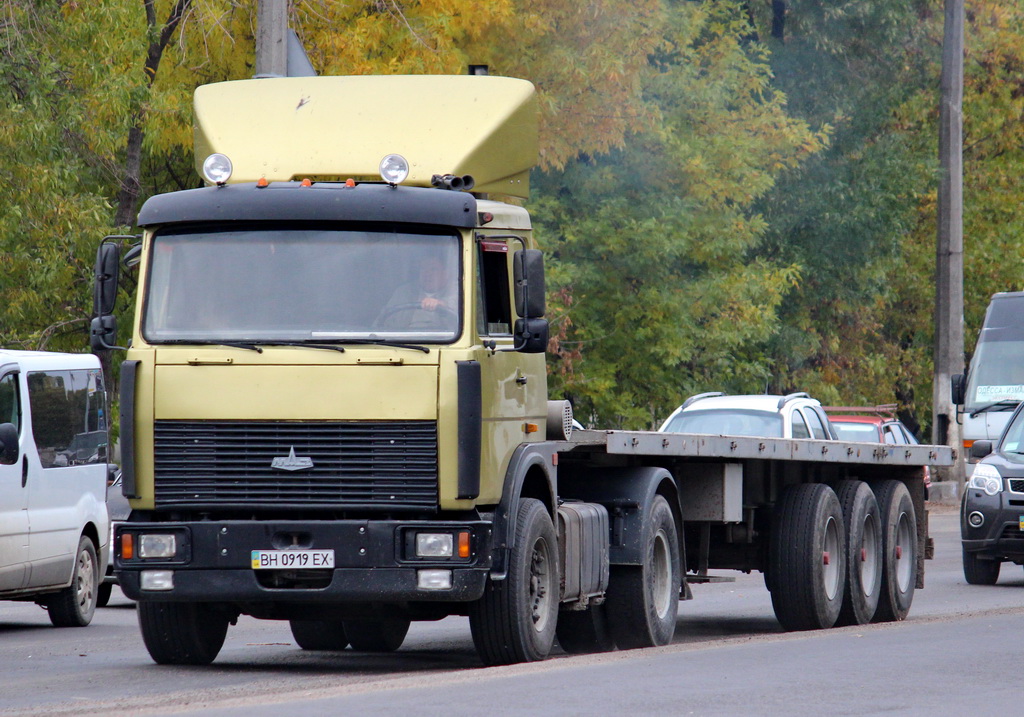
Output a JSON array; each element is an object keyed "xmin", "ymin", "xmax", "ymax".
[
  {"xmin": 555, "ymin": 603, "xmax": 615, "ymax": 654},
  {"xmin": 834, "ymin": 481, "xmax": 882, "ymax": 626},
  {"xmin": 290, "ymin": 620, "xmax": 349, "ymax": 651},
  {"xmin": 343, "ymin": 618, "xmax": 410, "ymax": 652},
  {"xmin": 96, "ymin": 583, "xmax": 113, "ymax": 609},
  {"xmin": 962, "ymin": 547, "xmax": 1000, "ymax": 585},
  {"xmin": 872, "ymin": 480, "xmax": 917, "ymax": 622},
  {"xmin": 469, "ymin": 498, "xmax": 559, "ymax": 665},
  {"xmin": 769, "ymin": 483, "xmax": 846, "ymax": 631},
  {"xmin": 47, "ymin": 536, "xmax": 99, "ymax": 627},
  {"xmin": 138, "ymin": 602, "xmax": 229, "ymax": 665},
  {"xmin": 605, "ymin": 495, "xmax": 680, "ymax": 650}
]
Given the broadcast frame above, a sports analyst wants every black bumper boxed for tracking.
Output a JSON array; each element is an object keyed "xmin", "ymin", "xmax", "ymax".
[
  {"xmin": 115, "ymin": 519, "xmax": 491, "ymax": 603},
  {"xmin": 961, "ymin": 488, "xmax": 1024, "ymax": 560}
]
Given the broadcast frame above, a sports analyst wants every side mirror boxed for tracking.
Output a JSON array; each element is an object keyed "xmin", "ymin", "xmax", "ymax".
[
  {"xmin": 94, "ymin": 241, "xmax": 121, "ymax": 316},
  {"xmin": 951, "ymin": 373, "xmax": 966, "ymax": 406},
  {"xmin": 514, "ymin": 317, "xmax": 548, "ymax": 354},
  {"xmin": 0, "ymin": 422, "xmax": 18, "ymax": 465},
  {"xmin": 970, "ymin": 440, "xmax": 993, "ymax": 459},
  {"xmin": 514, "ymin": 249, "xmax": 545, "ymax": 319},
  {"xmin": 90, "ymin": 315, "xmax": 119, "ymax": 352}
]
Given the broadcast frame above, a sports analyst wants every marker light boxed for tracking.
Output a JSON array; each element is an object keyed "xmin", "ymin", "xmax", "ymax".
[
  {"xmin": 379, "ymin": 154, "xmax": 409, "ymax": 185},
  {"xmin": 202, "ymin": 153, "xmax": 233, "ymax": 185}
]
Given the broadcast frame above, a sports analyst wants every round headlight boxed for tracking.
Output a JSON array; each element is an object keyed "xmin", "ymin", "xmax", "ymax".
[
  {"xmin": 379, "ymin": 154, "xmax": 409, "ymax": 185},
  {"xmin": 968, "ymin": 463, "xmax": 1003, "ymax": 496},
  {"xmin": 202, "ymin": 153, "xmax": 233, "ymax": 185}
]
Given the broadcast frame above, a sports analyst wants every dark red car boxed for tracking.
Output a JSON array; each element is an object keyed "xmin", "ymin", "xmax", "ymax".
[{"xmin": 824, "ymin": 406, "xmax": 932, "ymax": 496}]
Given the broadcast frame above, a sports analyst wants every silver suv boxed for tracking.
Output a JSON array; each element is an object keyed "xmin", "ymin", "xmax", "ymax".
[{"xmin": 658, "ymin": 392, "xmax": 837, "ymax": 440}]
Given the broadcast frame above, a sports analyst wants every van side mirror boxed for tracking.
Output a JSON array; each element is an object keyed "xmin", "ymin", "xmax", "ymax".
[
  {"xmin": 0, "ymin": 422, "xmax": 18, "ymax": 465},
  {"xmin": 94, "ymin": 241, "xmax": 121, "ymax": 316},
  {"xmin": 514, "ymin": 249, "xmax": 545, "ymax": 319},
  {"xmin": 514, "ymin": 317, "xmax": 548, "ymax": 354},
  {"xmin": 951, "ymin": 373, "xmax": 966, "ymax": 406},
  {"xmin": 970, "ymin": 440, "xmax": 993, "ymax": 459},
  {"xmin": 90, "ymin": 315, "xmax": 119, "ymax": 352}
]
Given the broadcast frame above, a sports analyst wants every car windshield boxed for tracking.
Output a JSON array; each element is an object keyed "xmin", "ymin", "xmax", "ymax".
[
  {"xmin": 998, "ymin": 406, "xmax": 1024, "ymax": 453},
  {"xmin": 964, "ymin": 338, "xmax": 1024, "ymax": 413},
  {"xmin": 662, "ymin": 409, "xmax": 784, "ymax": 438},
  {"xmin": 830, "ymin": 421, "xmax": 881, "ymax": 442},
  {"xmin": 143, "ymin": 226, "xmax": 461, "ymax": 344}
]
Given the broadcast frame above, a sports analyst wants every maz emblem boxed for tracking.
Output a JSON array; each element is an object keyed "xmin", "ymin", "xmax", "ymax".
[{"xmin": 271, "ymin": 446, "xmax": 314, "ymax": 471}]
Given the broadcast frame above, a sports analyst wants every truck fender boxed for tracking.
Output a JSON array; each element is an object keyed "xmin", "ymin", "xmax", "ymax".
[
  {"xmin": 558, "ymin": 466, "xmax": 683, "ymax": 567},
  {"xmin": 488, "ymin": 442, "xmax": 558, "ymax": 580}
]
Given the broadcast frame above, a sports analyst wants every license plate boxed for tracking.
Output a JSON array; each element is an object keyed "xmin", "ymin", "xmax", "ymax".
[
  {"xmin": 251, "ymin": 549, "xmax": 335, "ymax": 570},
  {"xmin": 1019, "ymin": 516, "xmax": 1024, "ymax": 531}
]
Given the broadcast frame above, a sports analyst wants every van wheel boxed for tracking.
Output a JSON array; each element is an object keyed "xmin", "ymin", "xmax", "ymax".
[
  {"xmin": 290, "ymin": 620, "xmax": 349, "ymax": 650},
  {"xmin": 834, "ymin": 481, "xmax": 882, "ymax": 626},
  {"xmin": 47, "ymin": 536, "xmax": 99, "ymax": 627},
  {"xmin": 469, "ymin": 498, "xmax": 559, "ymax": 665},
  {"xmin": 605, "ymin": 495, "xmax": 680, "ymax": 649},
  {"xmin": 138, "ymin": 602, "xmax": 229, "ymax": 665},
  {"xmin": 769, "ymin": 483, "xmax": 846, "ymax": 631},
  {"xmin": 343, "ymin": 618, "xmax": 410, "ymax": 652},
  {"xmin": 872, "ymin": 480, "xmax": 917, "ymax": 621}
]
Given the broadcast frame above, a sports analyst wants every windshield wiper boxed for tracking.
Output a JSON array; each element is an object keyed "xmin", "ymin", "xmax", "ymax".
[
  {"xmin": 255, "ymin": 341, "xmax": 346, "ymax": 353},
  {"xmin": 169, "ymin": 339, "xmax": 263, "ymax": 353},
  {"xmin": 969, "ymin": 399, "xmax": 1020, "ymax": 418},
  {"xmin": 340, "ymin": 339, "xmax": 430, "ymax": 354}
]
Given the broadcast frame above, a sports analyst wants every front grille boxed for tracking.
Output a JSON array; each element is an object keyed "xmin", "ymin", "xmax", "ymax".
[
  {"xmin": 153, "ymin": 420, "xmax": 438, "ymax": 511},
  {"xmin": 999, "ymin": 524, "xmax": 1024, "ymax": 541},
  {"xmin": 1008, "ymin": 479, "xmax": 1024, "ymax": 494}
]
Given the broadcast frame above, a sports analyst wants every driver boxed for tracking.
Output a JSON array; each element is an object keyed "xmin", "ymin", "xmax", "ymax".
[{"xmin": 378, "ymin": 255, "xmax": 457, "ymax": 329}]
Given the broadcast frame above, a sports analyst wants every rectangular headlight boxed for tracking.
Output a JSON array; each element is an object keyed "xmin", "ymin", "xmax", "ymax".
[
  {"xmin": 140, "ymin": 570, "xmax": 174, "ymax": 591},
  {"xmin": 139, "ymin": 534, "xmax": 177, "ymax": 559},
  {"xmin": 417, "ymin": 569, "xmax": 452, "ymax": 590},
  {"xmin": 416, "ymin": 533, "xmax": 454, "ymax": 558}
]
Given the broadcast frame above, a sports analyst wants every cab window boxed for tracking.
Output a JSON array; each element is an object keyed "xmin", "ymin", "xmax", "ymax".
[
  {"xmin": 476, "ymin": 240, "xmax": 512, "ymax": 336},
  {"xmin": 27, "ymin": 369, "xmax": 106, "ymax": 468}
]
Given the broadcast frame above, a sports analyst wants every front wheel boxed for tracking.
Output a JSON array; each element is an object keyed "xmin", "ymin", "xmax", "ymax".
[
  {"xmin": 769, "ymin": 483, "xmax": 846, "ymax": 631},
  {"xmin": 605, "ymin": 495, "xmax": 680, "ymax": 649},
  {"xmin": 872, "ymin": 480, "xmax": 917, "ymax": 622},
  {"xmin": 290, "ymin": 620, "xmax": 349, "ymax": 651},
  {"xmin": 962, "ymin": 548, "xmax": 1000, "ymax": 585},
  {"xmin": 47, "ymin": 536, "xmax": 99, "ymax": 627},
  {"xmin": 138, "ymin": 602, "xmax": 230, "ymax": 665},
  {"xmin": 469, "ymin": 498, "xmax": 559, "ymax": 666}
]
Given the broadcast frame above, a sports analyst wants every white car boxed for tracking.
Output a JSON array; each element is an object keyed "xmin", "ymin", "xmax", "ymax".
[{"xmin": 658, "ymin": 392, "xmax": 837, "ymax": 440}]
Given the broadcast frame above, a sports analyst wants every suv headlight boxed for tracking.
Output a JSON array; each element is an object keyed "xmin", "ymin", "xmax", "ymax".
[{"xmin": 968, "ymin": 463, "xmax": 1003, "ymax": 496}]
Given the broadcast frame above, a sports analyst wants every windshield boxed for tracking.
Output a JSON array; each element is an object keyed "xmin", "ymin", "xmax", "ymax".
[
  {"xmin": 964, "ymin": 338, "xmax": 1024, "ymax": 412},
  {"xmin": 662, "ymin": 409, "xmax": 784, "ymax": 438},
  {"xmin": 830, "ymin": 421, "xmax": 881, "ymax": 442},
  {"xmin": 998, "ymin": 406, "xmax": 1024, "ymax": 453},
  {"xmin": 143, "ymin": 226, "xmax": 461, "ymax": 344}
]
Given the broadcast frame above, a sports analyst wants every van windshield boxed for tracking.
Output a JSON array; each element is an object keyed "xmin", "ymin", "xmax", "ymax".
[
  {"xmin": 964, "ymin": 338, "xmax": 1024, "ymax": 413},
  {"xmin": 143, "ymin": 226, "xmax": 461, "ymax": 344}
]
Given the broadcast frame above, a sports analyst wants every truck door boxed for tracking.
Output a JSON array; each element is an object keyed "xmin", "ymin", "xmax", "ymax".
[
  {"xmin": 0, "ymin": 365, "xmax": 29, "ymax": 591},
  {"xmin": 23, "ymin": 368, "xmax": 107, "ymax": 588}
]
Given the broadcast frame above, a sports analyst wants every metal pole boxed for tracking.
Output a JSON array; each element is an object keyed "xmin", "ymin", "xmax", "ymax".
[
  {"xmin": 255, "ymin": 0, "xmax": 288, "ymax": 78},
  {"xmin": 933, "ymin": 0, "xmax": 966, "ymax": 488}
]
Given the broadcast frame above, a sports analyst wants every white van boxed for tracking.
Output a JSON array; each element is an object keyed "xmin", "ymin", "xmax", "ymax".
[
  {"xmin": 952, "ymin": 292, "xmax": 1024, "ymax": 477},
  {"xmin": 0, "ymin": 349, "xmax": 109, "ymax": 626}
]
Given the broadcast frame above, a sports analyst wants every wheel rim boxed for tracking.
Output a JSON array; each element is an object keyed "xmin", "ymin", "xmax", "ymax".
[
  {"xmin": 895, "ymin": 511, "xmax": 914, "ymax": 592},
  {"xmin": 651, "ymin": 527, "xmax": 672, "ymax": 619},
  {"xmin": 860, "ymin": 514, "xmax": 879, "ymax": 597},
  {"xmin": 823, "ymin": 516, "xmax": 841, "ymax": 600},
  {"xmin": 76, "ymin": 549, "xmax": 96, "ymax": 610},
  {"xmin": 529, "ymin": 535, "xmax": 553, "ymax": 633}
]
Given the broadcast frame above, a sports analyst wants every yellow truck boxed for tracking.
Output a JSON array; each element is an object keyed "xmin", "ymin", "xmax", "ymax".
[{"xmin": 93, "ymin": 74, "xmax": 952, "ymax": 666}]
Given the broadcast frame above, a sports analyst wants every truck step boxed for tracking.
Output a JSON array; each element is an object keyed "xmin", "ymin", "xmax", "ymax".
[{"xmin": 685, "ymin": 574, "xmax": 737, "ymax": 584}]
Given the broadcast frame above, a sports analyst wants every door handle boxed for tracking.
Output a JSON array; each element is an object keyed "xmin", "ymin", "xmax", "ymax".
[{"xmin": 21, "ymin": 455, "xmax": 28, "ymax": 487}]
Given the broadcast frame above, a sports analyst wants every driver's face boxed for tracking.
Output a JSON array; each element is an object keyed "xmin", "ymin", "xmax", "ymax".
[{"xmin": 420, "ymin": 258, "xmax": 448, "ymax": 292}]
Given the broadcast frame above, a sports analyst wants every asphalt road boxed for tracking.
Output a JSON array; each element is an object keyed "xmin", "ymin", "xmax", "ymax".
[{"xmin": 2, "ymin": 504, "xmax": 1022, "ymax": 716}]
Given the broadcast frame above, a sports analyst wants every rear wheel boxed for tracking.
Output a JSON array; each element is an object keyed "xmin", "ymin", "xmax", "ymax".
[
  {"xmin": 343, "ymin": 618, "xmax": 410, "ymax": 652},
  {"xmin": 469, "ymin": 498, "xmax": 559, "ymax": 665},
  {"xmin": 555, "ymin": 603, "xmax": 615, "ymax": 654},
  {"xmin": 138, "ymin": 602, "xmax": 229, "ymax": 665},
  {"xmin": 605, "ymin": 495, "xmax": 680, "ymax": 649},
  {"xmin": 834, "ymin": 481, "xmax": 882, "ymax": 626},
  {"xmin": 769, "ymin": 483, "xmax": 846, "ymax": 631},
  {"xmin": 872, "ymin": 480, "xmax": 917, "ymax": 622},
  {"xmin": 962, "ymin": 548, "xmax": 1001, "ymax": 585},
  {"xmin": 47, "ymin": 536, "xmax": 99, "ymax": 627},
  {"xmin": 290, "ymin": 620, "xmax": 350, "ymax": 651}
]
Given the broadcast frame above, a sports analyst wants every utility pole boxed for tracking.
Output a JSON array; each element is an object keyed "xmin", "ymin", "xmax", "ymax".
[
  {"xmin": 255, "ymin": 0, "xmax": 288, "ymax": 78},
  {"xmin": 933, "ymin": 0, "xmax": 966, "ymax": 488}
]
